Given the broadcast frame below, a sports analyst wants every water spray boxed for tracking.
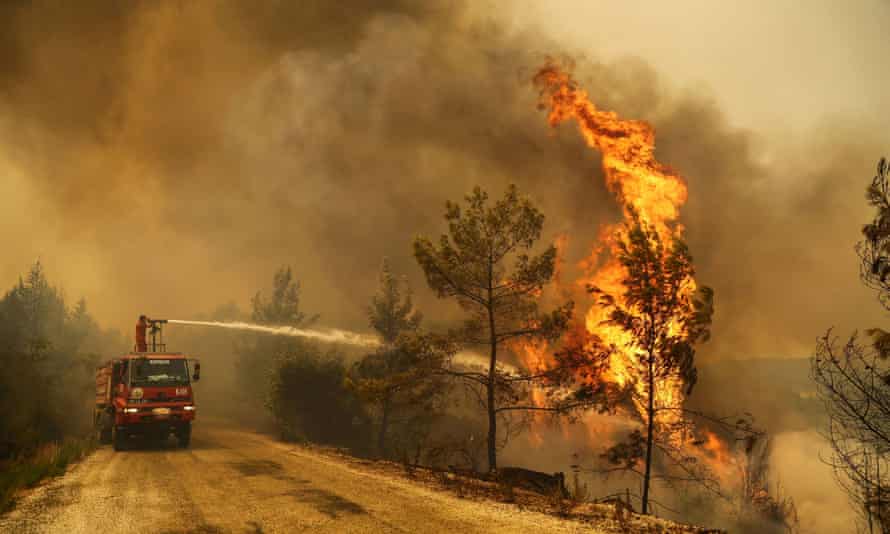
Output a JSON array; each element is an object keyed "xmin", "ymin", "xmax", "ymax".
[
  {"xmin": 166, "ymin": 320, "xmax": 502, "ymax": 370},
  {"xmin": 167, "ymin": 320, "xmax": 382, "ymax": 348}
]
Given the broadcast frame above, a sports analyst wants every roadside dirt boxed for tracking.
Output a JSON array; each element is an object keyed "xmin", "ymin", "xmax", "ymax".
[
  {"xmin": 0, "ymin": 420, "xmax": 718, "ymax": 533},
  {"xmin": 0, "ymin": 421, "xmax": 604, "ymax": 533}
]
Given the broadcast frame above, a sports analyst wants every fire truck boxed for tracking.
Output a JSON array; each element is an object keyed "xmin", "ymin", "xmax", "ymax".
[{"xmin": 94, "ymin": 318, "xmax": 201, "ymax": 450}]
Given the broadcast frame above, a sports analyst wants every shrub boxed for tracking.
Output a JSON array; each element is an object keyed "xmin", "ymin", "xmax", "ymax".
[{"xmin": 267, "ymin": 347, "xmax": 369, "ymax": 450}]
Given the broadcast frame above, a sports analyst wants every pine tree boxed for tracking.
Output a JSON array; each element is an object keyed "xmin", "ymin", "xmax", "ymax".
[
  {"xmin": 413, "ymin": 185, "xmax": 572, "ymax": 471},
  {"xmin": 349, "ymin": 259, "xmax": 442, "ymax": 457},
  {"xmin": 236, "ymin": 266, "xmax": 318, "ymax": 412},
  {"xmin": 591, "ymin": 210, "xmax": 713, "ymax": 514}
]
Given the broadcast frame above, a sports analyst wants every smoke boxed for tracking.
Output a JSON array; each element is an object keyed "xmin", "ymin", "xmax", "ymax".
[
  {"xmin": 0, "ymin": 1, "xmax": 882, "ymax": 365},
  {"xmin": 168, "ymin": 319, "xmax": 381, "ymax": 348},
  {"xmin": 0, "ymin": 3, "xmax": 882, "ymax": 529}
]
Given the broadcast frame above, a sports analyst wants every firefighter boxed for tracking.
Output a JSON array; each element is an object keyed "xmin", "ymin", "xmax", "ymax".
[{"xmin": 135, "ymin": 315, "xmax": 150, "ymax": 352}]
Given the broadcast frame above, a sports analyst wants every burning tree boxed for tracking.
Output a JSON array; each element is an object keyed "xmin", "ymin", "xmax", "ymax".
[
  {"xmin": 591, "ymin": 211, "xmax": 714, "ymax": 514},
  {"xmin": 533, "ymin": 61, "xmax": 718, "ymax": 514},
  {"xmin": 413, "ymin": 184, "xmax": 573, "ymax": 472}
]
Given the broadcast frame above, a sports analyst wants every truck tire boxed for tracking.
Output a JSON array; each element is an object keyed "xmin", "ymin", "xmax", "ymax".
[
  {"xmin": 93, "ymin": 416, "xmax": 104, "ymax": 443},
  {"xmin": 112, "ymin": 425, "xmax": 127, "ymax": 451},
  {"xmin": 96, "ymin": 412, "xmax": 112, "ymax": 444},
  {"xmin": 177, "ymin": 423, "xmax": 191, "ymax": 448},
  {"xmin": 98, "ymin": 425, "xmax": 112, "ymax": 445}
]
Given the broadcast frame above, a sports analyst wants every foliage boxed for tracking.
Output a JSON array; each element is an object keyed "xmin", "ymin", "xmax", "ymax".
[
  {"xmin": 349, "ymin": 334, "xmax": 451, "ymax": 456},
  {"xmin": 813, "ymin": 332, "xmax": 890, "ymax": 532},
  {"xmin": 366, "ymin": 258, "xmax": 422, "ymax": 344},
  {"xmin": 0, "ymin": 261, "xmax": 125, "ymax": 459},
  {"xmin": 589, "ymin": 209, "xmax": 713, "ymax": 514},
  {"xmin": 814, "ymin": 157, "xmax": 890, "ymax": 533},
  {"xmin": 235, "ymin": 266, "xmax": 318, "ymax": 413},
  {"xmin": 859, "ymin": 158, "xmax": 890, "ymax": 312},
  {"xmin": 251, "ymin": 266, "xmax": 317, "ymax": 326},
  {"xmin": 267, "ymin": 346, "xmax": 367, "ymax": 448},
  {"xmin": 349, "ymin": 260, "xmax": 447, "ymax": 457},
  {"xmin": 413, "ymin": 184, "xmax": 573, "ymax": 471},
  {"xmin": 601, "ymin": 430, "xmax": 646, "ymax": 471}
]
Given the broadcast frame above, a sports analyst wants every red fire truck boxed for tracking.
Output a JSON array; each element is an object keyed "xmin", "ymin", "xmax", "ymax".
[{"xmin": 94, "ymin": 318, "xmax": 200, "ymax": 450}]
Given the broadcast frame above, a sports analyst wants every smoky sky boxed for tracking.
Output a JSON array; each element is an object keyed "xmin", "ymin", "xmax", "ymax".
[{"xmin": 0, "ymin": 0, "xmax": 884, "ymax": 363}]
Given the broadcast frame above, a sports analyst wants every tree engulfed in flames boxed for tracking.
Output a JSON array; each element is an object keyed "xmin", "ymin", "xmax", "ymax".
[
  {"xmin": 533, "ymin": 61, "xmax": 694, "ymax": 427},
  {"xmin": 520, "ymin": 62, "xmax": 793, "ymax": 524}
]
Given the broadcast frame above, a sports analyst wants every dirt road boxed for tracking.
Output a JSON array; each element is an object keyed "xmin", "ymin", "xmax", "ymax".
[{"xmin": 0, "ymin": 421, "xmax": 600, "ymax": 534}]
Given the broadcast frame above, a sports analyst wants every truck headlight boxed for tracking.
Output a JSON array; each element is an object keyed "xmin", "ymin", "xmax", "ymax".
[
  {"xmin": 123, "ymin": 407, "xmax": 139, "ymax": 414},
  {"xmin": 183, "ymin": 405, "xmax": 196, "ymax": 411}
]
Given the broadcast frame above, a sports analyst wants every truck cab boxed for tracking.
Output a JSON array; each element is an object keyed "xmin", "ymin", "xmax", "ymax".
[{"xmin": 94, "ymin": 319, "xmax": 200, "ymax": 450}]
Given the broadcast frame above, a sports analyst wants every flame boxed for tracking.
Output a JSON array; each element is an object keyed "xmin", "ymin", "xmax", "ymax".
[
  {"xmin": 533, "ymin": 61, "xmax": 695, "ymax": 428},
  {"xmin": 513, "ymin": 335, "xmax": 549, "ymax": 447},
  {"xmin": 701, "ymin": 430, "xmax": 731, "ymax": 464},
  {"xmin": 525, "ymin": 61, "xmax": 736, "ymax": 483},
  {"xmin": 533, "ymin": 64, "xmax": 687, "ymax": 234},
  {"xmin": 512, "ymin": 234, "xmax": 572, "ymax": 447},
  {"xmin": 700, "ymin": 429, "xmax": 734, "ymax": 481}
]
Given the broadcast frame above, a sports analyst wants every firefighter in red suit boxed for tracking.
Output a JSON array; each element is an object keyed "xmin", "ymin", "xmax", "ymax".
[{"xmin": 136, "ymin": 315, "xmax": 150, "ymax": 352}]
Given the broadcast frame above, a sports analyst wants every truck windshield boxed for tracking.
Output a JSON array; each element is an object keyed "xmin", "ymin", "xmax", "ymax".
[{"xmin": 131, "ymin": 358, "xmax": 189, "ymax": 387}]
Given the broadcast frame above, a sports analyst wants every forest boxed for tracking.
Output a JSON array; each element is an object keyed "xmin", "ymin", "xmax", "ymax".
[{"xmin": 3, "ymin": 175, "xmax": 854, "ymax": 531}]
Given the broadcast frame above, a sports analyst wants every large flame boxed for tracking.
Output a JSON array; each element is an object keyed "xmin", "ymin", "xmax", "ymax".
[
  {"xmin": 520, "ymin": 62, "xmax": 736, "ymax": 487},
  {"xmin": 533, "ymin": 61, "xmax": 693, "ymax": 426}
]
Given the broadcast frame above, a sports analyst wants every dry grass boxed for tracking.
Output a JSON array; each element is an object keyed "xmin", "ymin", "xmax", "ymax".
[
  {"xmin": 0, "ymin": 436, "xmax": 95, "ymax": 513},
  {"xmin": 293, "ymin": 442, "xmax": 724, "ymax": 533}
]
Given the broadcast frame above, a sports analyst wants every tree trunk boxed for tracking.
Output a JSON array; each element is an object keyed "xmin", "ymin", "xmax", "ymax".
[
  {"xmin": 378, "ymin": 394, "xmax": 391, "ymax": 458},
  {"xmin": 487, "ymin": 345, "xmax": 497, "ymax": 473},
  {"xmin": 642, "ymin": 353, "xmax": 655, "ymax": 515},
  {"xmin": 487, "ymin": 263, "xmax": 498, "ymax": 473},
  {"xmin": 486, "ymin": 313, "xmax": 498, "ymax": 473}
]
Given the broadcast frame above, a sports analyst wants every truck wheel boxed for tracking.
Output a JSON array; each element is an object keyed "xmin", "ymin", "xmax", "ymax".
[
  {"xmin": 97, "ymin": 413, "xmax": 112, "ymax": 444},
  {"xmin": 94, "ymin": 416, "xmax": 104, "ymax": 443},
  {"xmin": 98, "ymin": 425, "xmax": 112, "ymax": 445},
  {"xmin": 177, "ymin": 424, "xmax": 191, "ymax": 448},
  {"xmin": 112, "ymin": 425, "xmax": 127, "ymax": 451}
]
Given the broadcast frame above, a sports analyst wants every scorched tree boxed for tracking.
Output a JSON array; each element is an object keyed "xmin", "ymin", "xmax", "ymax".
[{"xmin": 590, "ymin": 209, "xmax": 714, "ymax": 514}]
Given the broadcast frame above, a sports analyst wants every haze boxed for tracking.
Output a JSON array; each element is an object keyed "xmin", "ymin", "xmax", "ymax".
[{"xmin": 0, "ymin": 0, "xmax": 886, "ymax": 358}]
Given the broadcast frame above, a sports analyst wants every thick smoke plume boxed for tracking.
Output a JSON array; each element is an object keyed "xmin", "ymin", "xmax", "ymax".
[
  {"xmin": 0, "ymin": 3, "xmax": 882, "ymax": 531},
  {"xmin": 0, "ymin": 1, "xmax": 880, "ymax": 363}
]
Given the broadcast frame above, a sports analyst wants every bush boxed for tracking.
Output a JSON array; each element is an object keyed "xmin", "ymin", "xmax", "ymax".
[
  {"xmin": 267, "ymin": 347, "xmax": 369, "ymax": 450},
  {"xmin": 0, "ymin": 261, "xmax": 126, "ymax": 460}
]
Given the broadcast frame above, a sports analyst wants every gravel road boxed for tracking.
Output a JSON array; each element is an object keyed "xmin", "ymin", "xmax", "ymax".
[{"xmin": 0, "ymin": 420, "xmax": 601, "ymax": 533}]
